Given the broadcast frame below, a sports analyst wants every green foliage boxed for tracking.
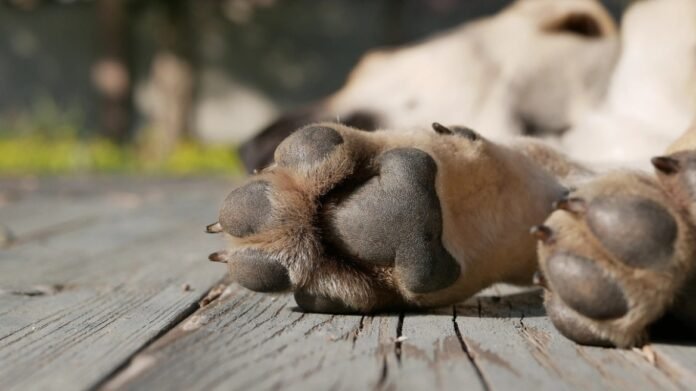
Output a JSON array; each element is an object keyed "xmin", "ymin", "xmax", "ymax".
[
  {"xmin": 0, "ymin": 98, "xmax": 243, "ymax": 176},
  {"xmin": 0, "ymin": 136, "xmax": 243, "ymax": 176}
]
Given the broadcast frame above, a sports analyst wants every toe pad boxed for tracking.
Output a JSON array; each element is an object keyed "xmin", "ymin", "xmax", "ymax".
[
  {"xmin": 275, "ymin": 125, "xmax": 344, "ymax": 168},
  {"xmin": 546, "ymin": 253, "xmax": 628, "ymax": 320},
  {"xmin": 587, "ymin": 196, "xmax": 677, "ymax": 269},
  {"xmin": 219, "ymin": 181, "xmax": 272, "ymax": 238},
  {"xmin": 546, "ymin": 294, "xmax": 613, "ymax": 347},
  {"xmin": 294, "ymin": 291, "xmax": 355, "ymax": 314},
  {"xmin": 231, "ymin": 249, "xmax": 291, "ymax": 292}
]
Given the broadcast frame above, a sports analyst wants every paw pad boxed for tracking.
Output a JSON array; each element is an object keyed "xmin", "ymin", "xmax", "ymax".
[
  {"xmin": 546, "ymin": 253, "xmax": 628, "ymax": 320},
  {"xmin": 545, "ymin": 295, "xmax": 613, "ymax": 347},
  {"xmin": 208, "ymin": 123, "xmax": 466, "ymax": 312},
  {"xmin": 324, "ymin": 147, "xmax": 460, "ymax": 293},
  {"xmin": 275, "ymin": 125, "xmax": 344, "ymax": 168},
  {"xmin": 586, "ymin": 196, "xmax": 677, "ymax": 269},
  {"xmin": 231, "ymin": 249, "xmax": 291, "ymax": 292},
  {"xmin": 218, "ymin": 180, "xmax": 272, "ymax": 238},
  {"xmin": 293, "ymin": 290, "xmax": 354, "ymax": 314},
  {"xmin": 535, "ymin": 172, "xmax": 691, "ymax": 347}
]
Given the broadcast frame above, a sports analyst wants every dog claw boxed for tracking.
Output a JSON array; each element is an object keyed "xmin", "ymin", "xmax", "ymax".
[
  {"xmin": 431, "ymin": 122, "xmax": 477, "ymax": 140},
  {"xmin": 530, "ymin": 225, "xmax": 553, "ymax": 243},
  {"xmin": 431, "ymin": 122, "xmax": 453, "ymax": 135},
  {"xmin": 208, "ymin": 251, "xmax": 230, "ymax": 263},
  {"xmin": 205, "ymin": 222, "xmax": 223, "ymax": 234},
  {"xmin": 651, "ymin": 156, "xmax": 680, "ymax": 175}
]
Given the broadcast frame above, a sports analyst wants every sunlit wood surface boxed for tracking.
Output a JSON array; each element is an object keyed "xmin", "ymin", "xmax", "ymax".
[{"xmin": 1, "ymin": 177, "xmax": 694, "ymax": 391}]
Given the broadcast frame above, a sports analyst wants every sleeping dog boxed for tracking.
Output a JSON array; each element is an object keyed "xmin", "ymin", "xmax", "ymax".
[{"xmin": 210, "ymin": 0, "xmax": 696, "ymax": 348}]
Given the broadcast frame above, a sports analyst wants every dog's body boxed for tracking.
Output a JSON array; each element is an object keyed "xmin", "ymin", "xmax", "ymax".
[
  {"xmin": 562, "ymin": 0, "xmax": 696, "ymax": 167},
  {"xmin": 240, "ymin": 0, "xmax": 619, "ymax": 172},
  {"xmin": 242, "ymin": 0, "xmax": 696, "ymax": 171}
]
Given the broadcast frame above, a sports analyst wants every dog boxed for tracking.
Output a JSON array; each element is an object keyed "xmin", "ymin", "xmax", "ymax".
[{"xmin": 208, "ymin": 0, "xmax": 696, "ymax": 348}]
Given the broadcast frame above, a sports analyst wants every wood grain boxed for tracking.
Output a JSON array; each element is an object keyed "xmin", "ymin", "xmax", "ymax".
[
  {"xmin": 104, "ymin": 287, "xmax": 390, "ymax": 390},
  {"xmin": 1, "ymin": 178, "xmax": 695, "ymax": 391},
  {"xmin": 454, "ymin": 288, "xmax": 692, "ymax": 391},
  {"xmin": 0, "ymin": 178, "xmax": 234, "ymax": 391}
]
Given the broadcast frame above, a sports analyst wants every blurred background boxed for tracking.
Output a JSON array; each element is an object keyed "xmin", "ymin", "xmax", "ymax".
[{"xmin": 0, "ymin": 0, "xmax": 627, "ymax": 176}]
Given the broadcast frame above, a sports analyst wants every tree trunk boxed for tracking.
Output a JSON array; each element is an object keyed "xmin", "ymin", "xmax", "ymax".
[
  {"xmin": 139, "ymin": 0, "xmax": 195, "ymax": 163},
  {"xmin": 93, "ymin": 0, "xmax": 132, "ymax": 142}
]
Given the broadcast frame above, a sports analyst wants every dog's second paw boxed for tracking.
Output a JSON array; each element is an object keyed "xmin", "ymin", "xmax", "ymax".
[{"xmin": 533, "ymin": 171, "xmax": 695, "ymax": 347}]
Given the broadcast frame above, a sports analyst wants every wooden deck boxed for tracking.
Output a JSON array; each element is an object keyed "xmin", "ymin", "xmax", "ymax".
[{"xmin": 1, "ymin": 177, "xmax": 695, "ymax": 391}]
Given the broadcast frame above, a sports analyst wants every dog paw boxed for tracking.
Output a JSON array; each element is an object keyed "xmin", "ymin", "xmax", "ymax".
[
  {"xmin": 533, "ymin": 171, "xmax": 696, "ymax": 347},
  {"xmin": 208, "ymin": 122, "xmax": 565, "ymax": 313},
  {"xmin": 209, "ymin": 123, "xmax": 462, "ymax": 312}
]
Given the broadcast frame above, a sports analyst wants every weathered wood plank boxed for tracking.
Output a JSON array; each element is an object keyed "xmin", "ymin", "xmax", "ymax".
[
  {"xmin": 103, "ymin": 288, "xmax": 485, "ymax": 390},
  {"xmin": 454, "ymin": 289, "xmax": 692, "ymax": 391},
  {"xmin": 384, "ymin": 309, "xmax": 486, "ymax": 390},
  {"xmin": 0, "ymin": 179, "xmax": 110, "ymax": 247},
  {"xmin": 0, "ymin": 179, "xmax": 232, "ymax": 288},
  {"xmin": 104, "ymin": 282, "xmax": 696, "ymax": 391},
  {"xmin": 0, "ymin": 177, "xmax": 235, "ymax": 247},
  {"xmin": 0, "ymin": 195, "xmax": 105, "ymax": 244},
  {"xmin": 103, "ymin": 287, "xmax": 397, "ymax": 391},
  {"xmin": 0, "ymin": 178, "xmax": 235, "ymax": 391},
  {"xmin": 0, "ymin": 231, "xmax": 225, "ymax": 391},
  {"xmin": 650, "ymin": 344, "xmax": 696, "ymax": 386},
  {"xmin": 2, "ymin": 177, "xmax": 695, "ymax": 391}
]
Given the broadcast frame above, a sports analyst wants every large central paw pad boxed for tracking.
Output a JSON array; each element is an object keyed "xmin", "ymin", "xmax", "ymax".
[
  {"xmin": 324, "ymin": 147, "xmax": 459, "ymax": 293},
  {"xmin": 533, "ymin": 172, "xmax": 693, "ymax": 347},
  {"xmin": 207, "ymin": 123, "xmax": 463, "ymax": 312}
]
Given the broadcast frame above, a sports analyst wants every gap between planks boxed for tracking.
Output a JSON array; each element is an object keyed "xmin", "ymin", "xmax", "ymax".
[
  {"xmin": 453, "ymin": 306, "xmax": 492, "ymax": 391},
  {"xmin": 93, "ymin": 284, "xmax": 695, "ymax": 391},
  {"xmin": 98, "ymin": 293, "xmax": 492, "ymax": 391},
  {"xmin": 89, "ymin": 278, "xmax": 230, "ymax": 391}
]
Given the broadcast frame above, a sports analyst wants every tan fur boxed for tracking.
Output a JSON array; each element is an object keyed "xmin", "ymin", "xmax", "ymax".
[
  {"xmin": 346, "ymin": 125, "xmax": 569, "ymax": 309},
  {"xmin": 325, "ymin": 0, "xmax": 618, "ymax": 140},
  {"xmin": 666, "ymin": 121, "xmax": 696, "ymax": 154},
  {"xmin": 533, "ymin": 119, "xmax": 696, "ymax": 347},
  {"xmin": 561, "ymin": 0, "xmax": 696, "ymax": 167},
  {"xmin": 225, "ymin": 122, "xmax": 572, "ymax": 312},
  {"xmin": 537, "ymin": 171, "xmax": 696, "ymax": 347},
  {"xmin": 649, "ymin": 122, "xmax": 696, "ymax": 330},
  {"xmin": 510, "ymin": 137, "xmax": 595, "ymax": 183}
]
